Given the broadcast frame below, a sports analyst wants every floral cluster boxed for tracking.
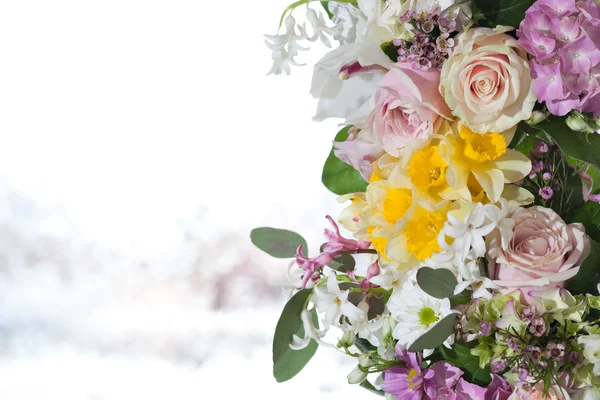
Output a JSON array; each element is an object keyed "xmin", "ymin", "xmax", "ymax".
[
  {"xmin": 517, "ymin": 0, "xmax": 600, "ymax": 117},
  {"xmin": 392, "ymin": 7, "xmax": 459, "ymax": 71},
  {"xmin": 257, "ymin": 0, "xmax": 600, "ymax": 399}
]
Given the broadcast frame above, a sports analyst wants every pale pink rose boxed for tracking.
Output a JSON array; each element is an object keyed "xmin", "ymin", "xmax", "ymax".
[
  {"xmin": 440, "ymin": 26, "xmax": 536, "ymax": 133},
  {"xmin": 364, "ymin": 62, "xmax": 451, "ymax": 157},
  {"xmin": 488, "ymin": 206, "xmax": 590, "ymax": 302},
  {"xmin": 333, "ymin": 128, "xmax": 384, "ymax": 181}
]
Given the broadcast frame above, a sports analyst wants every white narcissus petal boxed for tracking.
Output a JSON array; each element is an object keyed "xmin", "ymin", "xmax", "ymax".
[{"xmin": 492, "ymin": 150, "xmax": 532, "ymax": 183}]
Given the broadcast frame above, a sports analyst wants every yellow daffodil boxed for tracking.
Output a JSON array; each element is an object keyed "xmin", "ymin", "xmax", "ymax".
[{"xmin": 441, "ymin": 122, "xmax": 532, "ymax": 203}]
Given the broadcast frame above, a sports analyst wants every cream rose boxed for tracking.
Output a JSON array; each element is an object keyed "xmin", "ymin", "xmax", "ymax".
[
  {"xmin": 488, "ymin": 206, "xmax": 590, "ymax": 299},
  {"xmin": 440, "ymin": 26, "xmax": 536, "ymax": 134}
]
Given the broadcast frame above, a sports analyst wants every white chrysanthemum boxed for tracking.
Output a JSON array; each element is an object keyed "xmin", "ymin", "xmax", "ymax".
[{"xmin": 387, "ymin": 280, "xmax": 453, "ymax": 347}]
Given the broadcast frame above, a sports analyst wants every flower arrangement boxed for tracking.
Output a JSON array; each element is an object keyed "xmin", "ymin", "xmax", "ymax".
[{"xmin": 254, "ymin": 0, "xmax": 600, "ymax": 398}]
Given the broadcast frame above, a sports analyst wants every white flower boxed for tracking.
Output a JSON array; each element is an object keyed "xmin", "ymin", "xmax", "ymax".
[
  {"xmin": 290, "ymin": 308, "xmax": 329, "ymax": 349},
  {"xmin": 304, "ymin": 7, "xmax": 341, "ymax": 48},
  {"xmin": 387, "ymin": 280, "xmax": 453, "ymax": 348},
  {"xmin": 264, "ymin": 15, "xmax": 308, "ymax": 75},
  {"xmin": 453, "ymin": 253, "xmax": 498, "ymax": 299},
  {"xmin": 442, "ymin": 203, "xmax": 496, "ymax": 260},
  {"xmin": 578, "ymin": 335, "xmax": 600, "ymax": 375},
  {"xmin": 328, "ymin": 2, "xmax": 360, "ymax": 43},
  {"xmin": 369, "ymin": 264, "xmax": 406, "ymax": 292},
  {"xmin": 314, "ymin": 272, "xmax": 365, "ymax": 327}
]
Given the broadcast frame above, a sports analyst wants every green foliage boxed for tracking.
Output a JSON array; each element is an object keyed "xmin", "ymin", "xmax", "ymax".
[
  {"xmin": 441, "ymin": 342, "xmax": 493, "ymax": 386},
  {"xmin": 381, "ymin": 41, "xmax": 399, "ymax": 62},
  {"xmin": 568, "ymin": 201, "xmax": 600, "ymax": 244},
  {"xmin": 471, "ymin": 0, "xmax": 535, "ymax": 28},
  {"xmin": 417, "ymin": 267, "xmax": 458, "ymax": 299},
  {"xmin": 520, "ymin": 116, "xmax": 600, "ymax": 168},
  {"xmin": 273, "ymin": 289, "xmax": 318, "ymax": 382},
  {"xmin": 251, "ymin": 227, "xmax": 307, "ymax": 258},
  {"xmin": 416, "ymin": 267, "xmax": 470, "ymax": 305},
  {"xmin": 567, "ymin": 238, "xmax": 600, "ymax": 295},
  {"xmin": 322, "ymin": 126, "xmax": 369, "ymax": 195},
  {"xmin": 408, "ymin": 314, "xmax": 457, "ymax": 352}
]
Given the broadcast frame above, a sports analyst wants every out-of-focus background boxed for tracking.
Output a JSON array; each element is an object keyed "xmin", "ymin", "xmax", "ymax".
[{"xmin": 0, "ymin": 1, "xmax": 368, "ymax": 399}]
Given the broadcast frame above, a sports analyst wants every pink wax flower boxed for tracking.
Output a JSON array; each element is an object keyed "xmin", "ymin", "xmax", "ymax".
[
  {"xmin": 518, "ymin": 0, "xmax": 600, "ymax": 116},
  {"xmin": 364, "ymin": 62, "xmax": 451, "ymax": 158}
]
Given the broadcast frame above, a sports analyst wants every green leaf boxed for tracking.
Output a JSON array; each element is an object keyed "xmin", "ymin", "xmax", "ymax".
[
  {"xmin": 359, "ymin": 380, "xmax": 385, "ymax": 397},
  {"xmin": 520, "ymin": 116, "xmax": 600, "ymax": 168},
  {"xmin": 273, "ymin": 289, "xmax": 319, "ymax": 382},
  {"xmin": 567, "ymin": 238, "xmax": 600, "ymax": 295},
  {"xmin": 440, "ymin": 342, "xmax": 493, "ymax": 386},
  {"xmin": 251, "ymin": 227, "xmax": 307, "ymax": 258},
  {"xmin": 471, "ymin": 0, "xmax": 535, "ymax": 28},
  {"xmin": 322, "ymin": 126, "xmax": 369, "ymax": 195},
  {"xmin": 417, "ymin": 267, "xmax": 458, "ymax": 299},
  {"xmin": 408, "ymin": 314, "xmax": 457, "ymax": 352},
  {"xmin": 570, "ymin": 202, "xmax": 600, "ymax": 243}
]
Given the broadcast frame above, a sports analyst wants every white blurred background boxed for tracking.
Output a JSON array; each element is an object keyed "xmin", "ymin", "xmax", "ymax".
[{"xmin": 0, "ymin": 1, "xmax": 369, "ymax": 399}]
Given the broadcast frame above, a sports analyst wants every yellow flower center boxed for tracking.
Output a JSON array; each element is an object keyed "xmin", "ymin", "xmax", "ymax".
[
  {"xmin": 407, "ymin": 369, "xmax": 419, "ymax": 390},
  {"xmin": 403, "ymin": 207, "xmax": 446, "ymax": 260},
  {"xmin": 382, "ymin": 188, "xmax": 412, "ymax": 224},
  {"xmin": 419, "ymin": 307, "xmax": 439, "ymax": 326},
  {"xmin": 408, "ymin": 145, "xmax": 449, "ymax": 198},
  {"xmin": 459, "ymin": 126, "xmax": 507, "ymax": 163}
]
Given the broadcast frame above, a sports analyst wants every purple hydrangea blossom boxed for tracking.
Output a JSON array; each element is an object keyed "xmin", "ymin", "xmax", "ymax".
[{"xmin": 518, "ymin": 0, "xmax": 600, "ymax": 116}]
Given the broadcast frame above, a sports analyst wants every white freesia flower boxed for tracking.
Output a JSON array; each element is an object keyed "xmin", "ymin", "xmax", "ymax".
[
  {"xmin": 314, "ymin": 272, "xmax": 365, "ymax": 327},
  {"xmin": 264, "ymin": 15, "xmax": 308, "ymax": 75},
  {"xmin": 578, "ymin": 335, "xmax": 600, "ymax": 375},
  {"xmin": 387, "ymin": 280, "xmax": 454, "ymax": 348},
  {"xmin": 453, "ymin": 252, "xmax": 498, "ymax": 299}
]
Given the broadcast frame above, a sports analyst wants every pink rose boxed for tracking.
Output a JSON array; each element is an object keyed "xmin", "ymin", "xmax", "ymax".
[
  {"xmin": 365, "ymin": 62, "xmax": 451, "ymax": 158},
  {"xmin": 488, "ymin": 206, "xmax": 590, "ymax": 301}
]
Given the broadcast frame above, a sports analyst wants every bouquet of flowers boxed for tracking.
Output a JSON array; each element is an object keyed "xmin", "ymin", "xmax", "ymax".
[{"xmin": 253, "ymin": 0, "xmax": 600, "ymax": 398}]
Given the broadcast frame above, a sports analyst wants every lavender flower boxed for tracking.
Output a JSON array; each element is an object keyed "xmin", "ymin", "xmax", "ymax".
[
  {"xmin": 546, "ymin": 343, "xmax": 566, "ymax": 363},
  {"xmin": 539, "ymin": 186, "xmax": 554, "ymax": 200},
  {"xmin": 530, "ymin": 318, "xmax": 547, "ymax": 337},
  {"xmin": 479, "ymin": 321, "xmax": 492, "ymax": 336},
  {"xmin": 518, "ymin": 0, "xmax": 600, "ymax": 116},
  {"xmin": 568, "ymin": 351, "xmax": 583, "ymax": 364}
]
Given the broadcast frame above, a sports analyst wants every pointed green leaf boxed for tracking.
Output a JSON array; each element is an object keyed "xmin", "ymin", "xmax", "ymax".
[
  {"xmin": 251, "ymin": 227, "xmax": 307, "ymax": 258},
  {"xmin": 567, "ymin": 238, "xmax": 600, "ymax": 295},
  {"xmin": 440, "ymin": 342, "xmax": 493, "ymax": 386},
  {"xmin": 408, "ymin": 314, "xmax": 457, "ymax": 352},
  {"xmin": 322, "ymin": 126, "xmax": 368, "ymax": 195},
  {"xmin": 472, "ymin": 0, "xmax": 535, "ymax": 28},
  {"xmin": 273, "ymin": 289, "xmax": 319, "ymax": 382},
  {"xmin": 570, "ymin": 202, "xmax": 600, "ymax": 243}
]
